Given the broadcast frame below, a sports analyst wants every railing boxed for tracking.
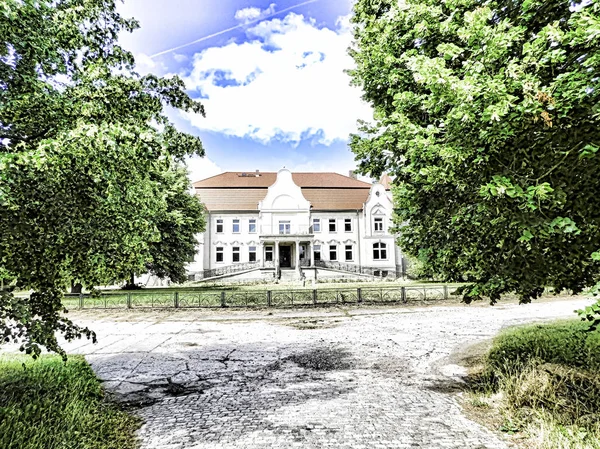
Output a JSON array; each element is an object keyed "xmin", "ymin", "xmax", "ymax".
[
  {"xmin": 299, "ymin": 259, "xmax": 311, "ymax": 267},
  {"xmin": 259, "ymin": 225, "xmax": 314, "ymax": 236},
  {"xmin": 67, "ymin": 285, "xmax": 455, "ymax": 310},
  {"xmin": 202, "ymin": 262, "xmax": 260, "ymax": 279},
  {"xmin": 314, "ymin": 260, "xmax": 397, "ymax": 278}
]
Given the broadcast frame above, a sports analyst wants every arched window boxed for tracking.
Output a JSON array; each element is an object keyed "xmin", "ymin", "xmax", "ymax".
[{"xmin": 373, "ymin": 242, "xmax": 387, "ymax": 260}]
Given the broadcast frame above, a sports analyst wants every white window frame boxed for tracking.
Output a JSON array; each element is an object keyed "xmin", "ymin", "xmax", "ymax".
[
  {"xmin": 373, "ymin": 242, "xmax": 388, "ymax": 261},
  {"xmin": 279, "ymin": 220, "xmax": 291, "ymax": 235},
  {"xmin": 344, "ymin": 218, "xmax": 352, "ymax": 232},
  {"xmin": 249, "ymin": 246, "xmax": 257, "ymax": 262},
  {"xmin": 216, "ymin": 247, "xmax": 224, "ymax": 263},
  {"xmin": 216, "ymin": 219, "xmax": 224, "ymax": 233},
  {"xmin": 232, "ymin": 219, "xmax": 240, "ymax": 233},
  {"xmin": 265, "ymin": 246, "xmax": 274, "ymax": 262},
  {"xmin": 249, "ymin": 219, "xmax": 257, "ymax": 233},
  {"xmin": 314, "ymin": 245, "xmax": 321, "ymax": 261},
  {"xmin": 312, "ymin": 218, "xmax": 321, "ymax": 233},
  {"xmin": 374, "ymin": 217, "xmax": 384, "ymax": 233},
  {"xmin": 328, "ymin": 219, "xmax": 337, "ymax": 232},
  {"xmin": 329, "ymin": 244, "xmax": 337, "ymax": 261},
  {"xmin": 232, "ymin": 246, "xmax": 240, "ymax": 263},
  {"xmin": 345, "ymin": 244, "xmax": 353, "ymax": 261}
]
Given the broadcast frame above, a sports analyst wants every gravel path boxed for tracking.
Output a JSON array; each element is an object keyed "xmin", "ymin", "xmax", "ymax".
[{"xmin": 63, "ymin": 297, "xmax": 592, "ymax": 449}]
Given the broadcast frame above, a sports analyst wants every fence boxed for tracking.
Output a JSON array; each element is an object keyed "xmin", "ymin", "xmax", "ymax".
[{"xmin": 66, "ymin": 285, "xmax": 455, "ymax": 310}]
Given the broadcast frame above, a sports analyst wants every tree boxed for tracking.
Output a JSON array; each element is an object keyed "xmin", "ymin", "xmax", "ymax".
[
  {"xmin": 0, "ymin": 0, "xmax": 206, "ymax": 358},
  {"xmin": 141, "ymin": 164, "xmax": 205, "ymax": 286},
  {"xmin": 349, "ymin": 0, "xmax": 600, "ymax": 304}
]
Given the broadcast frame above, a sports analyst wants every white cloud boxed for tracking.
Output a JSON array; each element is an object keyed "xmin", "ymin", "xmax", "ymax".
[
  {"xmin": 135, "ymin": 52, "xmax": 168, "ymax": 75},
  {"xmin": 234, "ymin": 3, "xmax": 276, "ymax": 23},
  {"xmin": 173, "ymin": 53, "xmax": 189, "ymax": 63},
  {"xmin": 136, "ymin": 53, "xmax": 156, "ymax": 69},
  {"xmin": 185, "ymin": 155, "xmax": 222, "ymax": 184},
  {"xmin": 181, "ymin": 13, "xmax": 372, "ymax": 146}
]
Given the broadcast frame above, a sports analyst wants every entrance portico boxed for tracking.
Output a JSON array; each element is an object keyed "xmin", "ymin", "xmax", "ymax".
[{"xmin": 261, "ymin": 235, "xmax": 315, "ymax": 272}]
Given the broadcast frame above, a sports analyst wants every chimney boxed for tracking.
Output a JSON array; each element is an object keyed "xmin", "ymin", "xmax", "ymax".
[
  {"xmin": 349, "ymin": 170, "xmax": 357, "ymax": 180},
  {"xmin": 255, "ymin": 169, "xmax": 260, "ymax": 177}
]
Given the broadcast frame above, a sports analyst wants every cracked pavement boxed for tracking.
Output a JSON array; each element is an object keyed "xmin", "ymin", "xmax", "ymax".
[{"xmin": 60, "ymin": 297, "xmax": 592, "ymax": 449}]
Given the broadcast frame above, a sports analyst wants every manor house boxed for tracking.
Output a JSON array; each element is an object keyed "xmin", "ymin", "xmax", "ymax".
[{"xmin": 187, "ymin": 168, "xmax": 405, "ymax": 282}]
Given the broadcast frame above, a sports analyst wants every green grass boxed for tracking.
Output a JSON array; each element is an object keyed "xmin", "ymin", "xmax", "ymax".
[
  {"xmin": 60, "ymin": 281, "xmax": 460, "ymax": 309},
  {"xmin": 470, "ymin": 320, "xmax": 600, "ymax": 449},
  {"xmin": 0, "ymin": 355, "xmax": 140, "ymax": 449}
]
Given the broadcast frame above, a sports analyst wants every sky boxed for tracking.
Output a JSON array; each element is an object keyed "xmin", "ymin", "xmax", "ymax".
[{"xmin": 116, "ymin": 0, "xmax": 373, "ymax": 183}]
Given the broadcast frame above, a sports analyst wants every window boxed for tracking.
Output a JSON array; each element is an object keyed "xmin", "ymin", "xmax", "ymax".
[
  {"xmin": 279, "ymin": 220, "xmax": 291, "ymax": 234},
  {"xmin": 216, "ymin": 247, "xmax": 224, "ymax": 263},
  {"xmin": 314, "ymin": 245, "xmax": 321, "ymax": 261},
  {"xmin": 313, "ymin": 218, "xmax": 321, "ymax": 232},
  {"xmin": 345, "ymin": 245, "xmax": 353, "ymax": 261},
  {"xmin": 344, "ymin": 218, "xmax": 352, "ymax": 232},
  {"xmin": 329, "ymin": 219, "xmax": 336, "ymax": 232},
  {"xmin": 329, "ymin": 244, "xmax": 337, "ymax": 261},
  {"xmin": 216, "ymin": 219, "xmax": 224, "ymax": 233},
  {"xmin": 373, "ymin": 242, "xmax": 388, "ymax": 260},
  {"xmin": 249, "ymin": 219, "xmax": 256, "ymax": 233},
  {"xmin": 232, "ymin": 246, "xmax": 240, "ymax": 262},
  {"xmin": 232, "ymin": 219, "xmax": 240, "ymax": 233},
  {"xmin": 265, "ymin": 246, "xmax": 273, "ymax": 262},
  {"xmin": 374, "ymin": 217, "xmax": 384, "ymax": 232},
  {"xmin": 249, "ymin": 246, "xmax": 257, "ymax": 262}
]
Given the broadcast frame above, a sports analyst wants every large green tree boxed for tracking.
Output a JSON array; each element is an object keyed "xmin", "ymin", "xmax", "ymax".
[
  {"xmin": 144, "ymin": 165, "xmax": 205, "ymax": 285},
  {"xmin": 349, "ymin": 0, "xmax": 600, "ymax": 304},
  {"xmin": 0, "ymin": 0, "xmax": 206, "ymax": 357}
]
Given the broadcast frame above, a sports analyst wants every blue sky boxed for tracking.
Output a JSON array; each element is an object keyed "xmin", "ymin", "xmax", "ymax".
[{"xmin": 117, "ymin": 0, "xmax": 373, "ymax": 182}]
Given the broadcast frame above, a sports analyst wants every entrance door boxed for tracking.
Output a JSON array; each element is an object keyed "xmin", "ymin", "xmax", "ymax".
[{"xmin": 279, "ymin": 246, "xmax": 291, "ymax": 268}]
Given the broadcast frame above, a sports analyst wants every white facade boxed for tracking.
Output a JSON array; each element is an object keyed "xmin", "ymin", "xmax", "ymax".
[{"xmin": 187, "ymin": 169, "xmax": 404, "ymax": 281}]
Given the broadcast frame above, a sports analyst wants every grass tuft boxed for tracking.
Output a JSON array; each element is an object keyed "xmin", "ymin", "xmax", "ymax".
[
  {"xmin": 467, "ymin": 320, "xmax": 600, "ymax": 448},
  {"xmin": 0, "ymin": 355, "xmax": 140, "ymax": 449}
]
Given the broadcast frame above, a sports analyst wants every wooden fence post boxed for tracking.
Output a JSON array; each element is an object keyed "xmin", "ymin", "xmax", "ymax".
[
  {"xmin": 443, "ymin": 285, "xmax": 448, "ymax": 300},
  {"xmin": 174, "ymin": 292, "xmax": 179, "ymax": 308},
  {"xmin": 220, "ymin": 291, "xmax": 226, "ymax": 308},
  {"xmin": 401, "ymin": 287, "xmax": 406, "ymax": 303},
  {"xmin": 357, "ymin": 288, "xmax": 362, "ymax": 303},
  {"xmin": 79, "ymin": 293, "xmax": 84, "ymax": 309},
  {"xmin": 312, "ymin": 289, "xmax": 317, "ymax": 306},
  {"xmin": 267, "ymin": 290, "xmax": 272, "ymax": 307},
  {"xmin": 127, "ymin": 293, "xmax": 131, "ymax": 309}
]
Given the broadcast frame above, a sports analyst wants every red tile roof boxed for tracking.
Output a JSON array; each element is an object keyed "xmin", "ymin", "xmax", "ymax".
[
  {"xmin": 193, "ymin": 172, "xmax": 372, "ymax": 189},
  {"xmin": 194, "ymin": 172, "xmax": 372, "ymax": 211}
]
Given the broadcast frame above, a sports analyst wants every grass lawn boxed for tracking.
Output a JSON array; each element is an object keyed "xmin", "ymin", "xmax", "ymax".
[
  {"xmin": 0, "ymin": 355, "xmax": 140, "ymax": 449},
  {"xmin": 465, "ymin": 320, "xmax": 600, "ymax": 449}
]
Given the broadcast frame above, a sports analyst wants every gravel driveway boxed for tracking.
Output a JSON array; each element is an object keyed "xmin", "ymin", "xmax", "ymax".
[{"xmin": 64, "ymin": 297, "xmax": 591, "ymax": 449}]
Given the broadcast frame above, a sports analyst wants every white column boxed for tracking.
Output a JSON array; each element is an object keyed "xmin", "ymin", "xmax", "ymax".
[
  {"xmin": 275, "ymin": 241, "xmax": 280, "ymax": 268},
  {"xmin": 309, "ymin": 242, "xmax": 314, "ymax": 267},
  {"xmin": 295, "ymin": 240, "xmax": 301, "ymax": 273}
]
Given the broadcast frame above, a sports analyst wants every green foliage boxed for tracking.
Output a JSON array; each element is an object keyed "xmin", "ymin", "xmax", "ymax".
[
  {"xmin": 0, "ymin": 355, "xmax": 140, "ymax": 449},
  {"xmin": 145, "ymin": 165, "xmax": 206, "ymax": 284},
  {"xmin": 349, "ymin": 0, "xmax": 600, "ymax": 304},
  {"xmin": 0, "ymin": 0, "xmax": 206, "ymax": 357},
  {"xmin": 485, "ymin": 320, "xmax": 600, "ymax": 373}
]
